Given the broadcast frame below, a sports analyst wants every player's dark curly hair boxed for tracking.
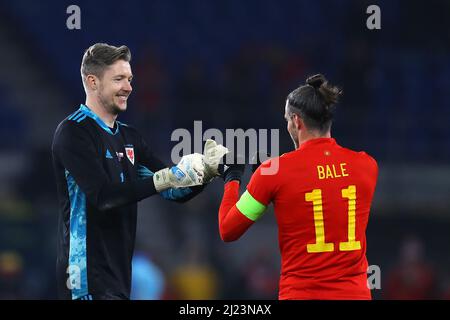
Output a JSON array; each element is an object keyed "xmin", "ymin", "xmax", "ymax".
[
  {"xmin": 81, "ymin": 43, "xmax": 131, "ymax": 82},
  {"xmin": 286, "ymin": 74, "xmax": 342, "ymax": 134}
]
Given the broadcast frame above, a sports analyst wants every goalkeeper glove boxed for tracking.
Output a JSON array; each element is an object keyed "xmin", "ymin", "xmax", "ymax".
[
  {"xmin": 153, "ymin": 153, "xmax": 205, "ymax": 192},
  {"xmin": 203, "ymin": 139, "xmax": 229, "ymax": 183}
]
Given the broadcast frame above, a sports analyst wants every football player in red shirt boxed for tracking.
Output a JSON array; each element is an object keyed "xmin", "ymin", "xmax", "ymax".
[{"xmin": 218, "ymin": 74, "xmax": 378, "ymax": 300}]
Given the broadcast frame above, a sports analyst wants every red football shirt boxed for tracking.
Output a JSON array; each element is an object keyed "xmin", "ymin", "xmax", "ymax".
[{"xmin": 219, "ymin": 138, "xmax": 378, "ymax": 299}]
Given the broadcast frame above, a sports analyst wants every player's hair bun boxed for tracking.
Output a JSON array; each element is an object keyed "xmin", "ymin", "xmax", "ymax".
[
  {"xmin": 306, "ymin": 74, "xmax": 342, "ymax": 106},
  {"xmin": 286, "ymin": 73, "xmax": 342, "ymax": 132},
  {"xmin": 306, "ymin": 74, "xmax": 326, "ymax": 89}
]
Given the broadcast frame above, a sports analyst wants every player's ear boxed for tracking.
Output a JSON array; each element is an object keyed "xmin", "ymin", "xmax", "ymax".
[
  {"xmin": 86, "ymin": 75, "xmax": 97, "ymax": 90},
  {"xmin": 293, "ymin": 114, "xmax": 303, "ymax": 130}
]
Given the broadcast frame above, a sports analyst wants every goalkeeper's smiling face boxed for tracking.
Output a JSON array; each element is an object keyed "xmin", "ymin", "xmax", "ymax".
[{"xmin": 97, "ymin": 60, "xmax": 133, "ymax": 114}]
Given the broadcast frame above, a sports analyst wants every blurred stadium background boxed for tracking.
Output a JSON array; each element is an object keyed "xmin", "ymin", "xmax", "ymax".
[{"xmin": 0, "ymin": 0, "xmax": 449, "ymax": 299}]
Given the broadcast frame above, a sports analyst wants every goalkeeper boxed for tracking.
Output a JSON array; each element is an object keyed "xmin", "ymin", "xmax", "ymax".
[{"xmin": 51, "ymin": 43, "xmax": 227, "ymax": 300}]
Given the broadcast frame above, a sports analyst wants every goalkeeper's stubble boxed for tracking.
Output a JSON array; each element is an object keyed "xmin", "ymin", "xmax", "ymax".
[{"xmin": 95, "ymin": 60, "xmax": 133, "ymax": 116}]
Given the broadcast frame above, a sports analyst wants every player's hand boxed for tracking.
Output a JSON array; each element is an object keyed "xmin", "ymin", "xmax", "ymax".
[
  {"xmin": 251, "ymin": 151, "xmax": 271, "ymax": 173},
  {"xmin": 219, "ymin": 152, "xmax": 246, "ymax": 184},
  {"xmin": 153, "ymin": 153, "xmax": 205, "ymax": 191},
  {"xmin": 203, "ymin": 139, "xmax": 229, "ymax": 183}
]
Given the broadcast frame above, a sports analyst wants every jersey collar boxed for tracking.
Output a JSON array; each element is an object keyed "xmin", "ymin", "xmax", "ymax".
[
  {"xmin": 79, "ymin": 104, "xmax": 119, "ymax": 135},
  {"xmin": 298, "ymin": 137, "xmax": 336, "ymax": 151}
]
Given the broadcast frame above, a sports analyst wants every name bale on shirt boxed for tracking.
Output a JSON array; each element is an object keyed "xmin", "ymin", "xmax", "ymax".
[{"xmin": 317, "ymin": 163, "xmax": 348, "ymax": 180}]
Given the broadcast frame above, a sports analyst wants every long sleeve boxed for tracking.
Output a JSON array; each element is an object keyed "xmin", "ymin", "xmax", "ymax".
[
  {"xmin": 219, "ymin": 160, "xmax": 278, "ymax": 242},
  {"xmin": 52, "ymin": 122, "xmax": 158, "ymax": 211},
  {"xmin": 136, "ymin": 132, "xmax": 206, "ymax": 202},
  {"xmin": 218, "ymin": 181, "xmax": 254, "ymax": 242}
]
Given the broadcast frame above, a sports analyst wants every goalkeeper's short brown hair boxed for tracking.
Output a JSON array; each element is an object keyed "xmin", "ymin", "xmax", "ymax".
[{"xmin": 80, "ymin": 43, "xmax": 131, "ymax": 84}]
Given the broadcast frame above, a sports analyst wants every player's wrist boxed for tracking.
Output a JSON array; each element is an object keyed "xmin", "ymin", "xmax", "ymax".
[
  {"xmin": 153, "ymin": 168, "xmax": 172, "ymax": 192},
  {"xmin": 223, "ymin": 168, "xmax": 244, "ymax": 184}
]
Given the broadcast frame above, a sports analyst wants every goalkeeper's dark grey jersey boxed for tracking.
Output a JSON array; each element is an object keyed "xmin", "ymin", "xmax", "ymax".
[{"xmin": 52, "ymin": 104, "xmax": 202, "ymax": 300}]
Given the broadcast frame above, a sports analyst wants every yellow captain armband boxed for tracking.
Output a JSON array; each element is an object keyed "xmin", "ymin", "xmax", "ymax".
[{"xmin": 236, "ymin": 191, "xmax": 267, "ymax": 221}]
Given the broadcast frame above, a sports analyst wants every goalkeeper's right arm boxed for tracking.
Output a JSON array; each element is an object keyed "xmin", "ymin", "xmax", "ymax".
[{"xmin": 53, "ymin": 123, "xmax": 205, "ymax": 211}]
